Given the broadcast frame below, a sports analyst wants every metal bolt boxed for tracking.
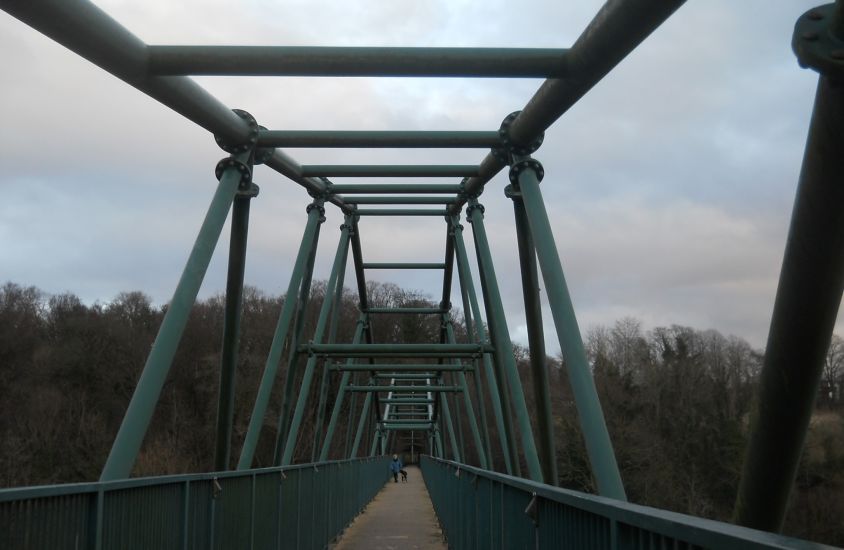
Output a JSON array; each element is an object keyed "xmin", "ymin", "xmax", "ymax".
[
  {"xmin": 831, "ymin": 49, "xmax": 844, "ymax": 60},
  {"xmin": 808, "ymin": 11, "xmax": 824, "ymax": 21},
  {"xmin": 803, "ymin": 31, "xmax": 819, "ymax": 41}
]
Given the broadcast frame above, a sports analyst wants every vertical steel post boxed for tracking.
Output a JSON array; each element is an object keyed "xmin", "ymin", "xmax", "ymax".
[
  {"xmin": 214, "ymin": 187, "xmax": 257, "ymax": 472},
  {"xmin": 439, "ymin": 382, "xmax": 461, "ymax": 462},
  {"xmin": 507, "ymin": 183, "xmax": 559, "ymax": 484},
  {"xmin": 735, "ymin": 4, "xmax": 844, "ymax": 530},
  {"xmin": 280, "ymin": 219, "xmax": 352, "ymax": 465},
  {"xmin": 467, "ymin": 201, "xmax": 543, "ymax": 481},
  {"xmin": 452, "ymin": 218, "xmax": 514, "ymax": 474},
  {"xmin": 344, "ymin": 372, "xmax": 359, "ymax": 456},
  {"xmin": 100, "ymin": 152, "xmax": 248, "ymax": 481},
  {"xmin": 318, "ymin": 318, "xmax": 366, "ymax": 461},
  {"xmin": 513, "ymin": 158, "xmax": 626, "ymax": 499},
  {"xmin": 350, "ymin": 388, "xmax": 373, "ymax": 458},
  {"xmin": 237, "ymin": 201, "xmax": 323, "ymax": 469}
]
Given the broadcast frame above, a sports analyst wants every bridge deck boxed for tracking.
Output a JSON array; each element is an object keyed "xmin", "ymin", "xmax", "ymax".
[{"xmin": 332, "ymin": 466, "xmax": 445, "ymax": 550}]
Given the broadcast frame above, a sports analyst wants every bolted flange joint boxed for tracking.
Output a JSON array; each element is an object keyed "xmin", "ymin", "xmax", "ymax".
[
  {"xmin": 494, "ymin": 111, "xmax": 545, "ymax": 163},
  {"xmin": 306, "ymin": 202, "xmax": 327, "ymax": 223},
  {"xmin": 465, "ymin": 202, "xmax": 485, "ymax": 224},
  {"xmin": 503, "ymin": 183, "xmax": 521, "ymax": 200},
  {"xmin": 214, "ymin": 109, "xmax": 260, "ymax": 155},
  {"xmin": 509, "ymin": 159, "xmax": 544, "ymax": 184},
  {"xmin": 793, "ymin": 4, "xmax": 844, "ymax": 78},
  {"xmin": 253, "ymin": 125, "xmax": 275, "ymax": 165},
  {"xmin": 215, "ymin": 156, "xmax": 253, "ymax": 189}
]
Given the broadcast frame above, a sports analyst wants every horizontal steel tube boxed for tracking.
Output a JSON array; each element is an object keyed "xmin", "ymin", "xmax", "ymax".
[
  {"xmin": 306, "ymin": 343, "xmax": 490, "ymax": 356},
  {"xmin": 382, "ymin": 424, "xmax": 434, "ymax": 430},
  {"xmin": 147, "ymin": 46, "xmax": 569, "ymax": 77},
  {"xmin": 380, "ymin": 399, "xmax": 435, "ymax": 404},
  {"xmin": 453, "ymin": 0, "xmax": 686, "ymax": 213},
  {"xmin": 340, "ymin": 196, "xmax": 457, "ymax": 205},
  {"xmin": 346, "ymin": 386, "xmax": 462, "ymax": 392},
  {"xmin": 362, "ymin": 262, "xmax": 446, "ymax": 269},
  {"xmin": 333, "ymin": 364, "xmax": 467, "ymax": 372},
  {"xmin": 331, "ymin": 184, "xmax": 463, "ymax": 194},
  {"xmin": 365, "ymin": 307, "xmax": 445, "ymax": 314},
  {"xmin": 302, "ymin": 165, "xmax": 480, "ymax": 177},
  {"xmin": 374, "ymin": 374, "xmax": 436, "ymax": 379},
  {"xmin": 356, "ymin": 209, "xmax": 449, "ymax": 217},
  {"xmin": 257, "ymin": 130, "xmax": 500, "ymax": 148}
]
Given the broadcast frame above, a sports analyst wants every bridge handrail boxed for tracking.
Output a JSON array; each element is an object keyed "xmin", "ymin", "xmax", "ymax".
[
  {"xmin": 420, "ymin": 456, "xmax": 833, "ymax": 550},
  {"xmin": 0, "ymin": 456, "xmax": 390, "ymax": 550}
]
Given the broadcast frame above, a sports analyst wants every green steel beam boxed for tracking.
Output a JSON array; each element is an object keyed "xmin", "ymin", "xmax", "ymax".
[
  {"xmin": 318, "ymin": 318, "xmax": 366, "ymax": 461},
  {"xmin": 380, "ymin": 398, "xmax": 435, "ymax": 405},
  {"xmin": 349, "ymin": 388, "xmax": 374, "ymax": 458},
  {"xmin": 333, "ymin": 363, "xmax": 467, "ymax": 372},
  {"xmin": 374, "ymin": 374, "xmax": 436, "ymax": 379},
  {"xmin": 452, "ymin": 217, "xmax": 513, "ymax": 474},
  {"xmin": 381, "ymin": 424, "xmax": 434, "ymax": 430},
  {"xmin": 438, "ymin": 388, "xmax": 461, "ymax": 463},
  {"xmin": 214, "ymin": 190, "xmax": 254, "ymax": 472},
  {"xmin": 280, "ymin": 219, "xmax": 352, "ymax": 465},
  {"xmin": 100, "ymin": 154, "xmax": 246, "ymax": 481},
  {"xmin": 509, "ymin": 183, "xmax": 559, "ymax": 485},
  {"xmin": 330, "ymin": 184, "xmax": 463, "ymax": 194},
  {"xmin": 362, "ymin": 262, "xmax": 446, "ymax": 269},
  {"xmin": 340, "ymin": 197, "xmax": 456, "ymax": 205},
  {"xmin": 355, "ymin": 209, "xmax": 450, "ymax": 217},
  {"xmin": 735, "ymin": 6, "xmax": 844, "ymax": 530},
  {"xmin": 345, "ymin": 386, "xmax": 462, "ymax": 392},
  {"xmin": 147, "ymin": 46, "xmax": 570, "ymax": 77},
  {"xmin": 468, "ymin": 201, "xmax": 543, "ymax": 482},
  {"xmin": 301, "ymin": 165, "xmax": 479, "ymax": 178},
  {"xmin": 514, "ymin": 160, "xmax": 625, "ymax": 499},
  {"xmin": 237, "ymin": 202, "xmax": 323, "ymax": 469},
  {"xmin": 256, "ymin": 130, "xmax": 501, "ymax": 148},
  {"xmin": 305, "ymin": 343, "xmax": 490, "ymax": 357}
]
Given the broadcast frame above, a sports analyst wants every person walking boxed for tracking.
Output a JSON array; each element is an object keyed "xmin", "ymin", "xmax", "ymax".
[{"xmin": 390, "ymin": 454, "xmax": 403, "ymax": 483}]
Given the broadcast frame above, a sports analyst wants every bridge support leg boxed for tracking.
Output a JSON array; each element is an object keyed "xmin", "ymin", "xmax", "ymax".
[
  {"xmin": 214, "ymin": 187, "xmax": 257, "ymax": 472},
  {"xmin": 735, "ymin": 9, "xmax": 844, "ymax": 530},
  {"xmin": 513, "ymin": 157, "xmax": 626, "ymax": 499},
  {"xmin": 507, "ymin": 182, "xmax": 559, "ymax": 485},
  {"xmin": 280, "ymin": 220, "xmax": 353, "ymax": 465},
  {"xmin": 237, "ymin": 201, "xmax": 324, "ymax": 469},
  {"xmin": 452, "ymin": 218, "xmax": 513, "ymax": 474},
  {"xmin": 350, "ymin": 386, "xmax": 374, "ymax": 458},
  {"xmin": 100, "ymin": 152, "xmax": 249, "ymax": 481},
  {"xmin": 467, "ymin": 200, "xmax": 543, "ymax": 482}
]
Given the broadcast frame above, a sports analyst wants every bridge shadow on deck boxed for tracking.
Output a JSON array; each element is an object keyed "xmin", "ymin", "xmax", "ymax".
[{"xmin": 332, "ymin": 466, "xmax": 445, "ymax": 550}]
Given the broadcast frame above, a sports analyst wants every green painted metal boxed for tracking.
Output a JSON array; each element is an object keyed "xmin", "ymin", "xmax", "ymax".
[
  {"xmin": 281, "ymin": 220, "xmax": 352, "ymax": 465},
  {"xmin": 382, "ymin": 423, "xmax": 435, "ymax": 430},
  {"xmin": 373, "ymin": 373, "xmax": 437, "ymax": 379},
  {"xmin": 451, "ymin": 218, "xmax": 513, "ymax": 474},
  {"xmin": 256, "ymin": 129, "xmax": 501, "ymax": 147},
  {"xmin": 355, "ymin": 209, "xmax": 450, "ymax": 217},
  {"xmin": 735, "ymin": 10, "xmax": 844, "ymax": 530},
  {"xmin": 514, "ymin": 162, "xmax": 626, "ymax": 499},
  {"xmin": 306, "ymin": 343, "xmax": 490, "ymax": 357},
  {"xmin": 345, "ymin": 385, "xmax": 463, "ymax": 392},
  {"xmin": 362, "ymin": 262, "xmax": 446, "ymax": 269},
  {"xmin": 468, "ymin": 201, "xmax": 543, "ymax": 482},
  {"xmin": 334, "ymin": 363, "xmax": 467, "ymax": 372},
  {"xmin": 380, "ymin": 398, "xmax": 435, "ymax": 405},
  {"xmin": 301, "ymin": 165, "xmax": 480, "ymax": 178},
  {"xmin": 1, "ymin": 457, "xmax": 390, "ymax": 550},
  {"xmin": 331, "ymin": 184, "xmax": 463, "ymax": 194},
  {"xmin": 237, "ymin": 203, "xmax": 323, "ymax": 469},
  {"xmin": 214, "ymin": 192, "xmax": 253, "ymax": 472},
  {"xmin": 421, "ymin": 456, "xmax": 829, "ymax": 550},
  {"xmin": 100, "ymin": 154, "xmax": 247, "ymax": 482},
  {"xmin": 350, "ymin": 388, "xmax": 374, "ymax": 458},
  {"xmin": 148, "ymin": 46, "xmax": 569, "ymax": 77},
  {"xmin": 341, "ymin": 196, "xmax": 456, "ymax": 205},
  {"xmin": 509, "ymin": 183, "xmax": 558, "ymax": 485}
]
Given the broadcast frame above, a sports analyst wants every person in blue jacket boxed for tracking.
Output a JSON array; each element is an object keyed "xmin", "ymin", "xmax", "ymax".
[{"xmin": 390, "ymin": 454, "xmax": 403, "ymax": 483}]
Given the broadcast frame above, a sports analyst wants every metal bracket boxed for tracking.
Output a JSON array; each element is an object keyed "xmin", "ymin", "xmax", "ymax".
[
  {"xmin": 524, "ymin": 492, "xmax": 539, "ymax": 525},
  {"xmin": 237, "ymin": 182, "xmax": 260, "ymax": 198},
  {"xmin": 212, "ymin": 477, "xmax": 222, "ymax": 499},
  {"xmin": 793, "ymin": 4, "xmax": 844, "ymax": 78},
  {"xmin": 214, "ymin": 109, "xmax": 260, "ymax": 154},
  {"xmin": 465, "ymin": 202, "xmax": 485, "ymax": 224},
  {"xmin": 215, "ymin": 156, "xmax": 253, "ymax": 189},
  {"xmin": 495, "ymin": 111, "xmax": 545, "ymax": 161},
  {"xmin": 306, "ymin": 202, "xmax": 327, "ymax": 223},
  {"xmin": 509, "ymin": 158, "xmax": 544, "ymax": 184},
  {"xmin": 503, "ymin": 183, "xmax": 521, "ymax": 200}
]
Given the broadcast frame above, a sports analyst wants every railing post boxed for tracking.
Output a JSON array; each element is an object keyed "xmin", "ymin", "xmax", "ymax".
[
  {"xmin": 214, "ymin": 182, "xmax": 259, "ymax": 472},
  {"xmin": 237, "ymin": 200, "xmax": 324, "ymax": 469},
  {"xmin": 100, "ymin": 149, "xmax": 251, "ymax": 481},
  {"xmin": 735, "ymin": 1, "xmax": 844, "ymax": 531},
  {"xmin": 467, "ymin": 199, "xmax": 543, "ymax": 482}
]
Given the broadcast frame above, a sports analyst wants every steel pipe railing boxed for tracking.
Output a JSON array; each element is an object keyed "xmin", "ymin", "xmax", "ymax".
[{"xmin": 257, "ymin": 130, "xmax": 500, "ymax": 148}]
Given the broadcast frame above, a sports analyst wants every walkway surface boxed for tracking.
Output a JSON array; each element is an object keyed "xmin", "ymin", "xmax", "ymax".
[{"xmin": 331, "ymin": 466, "xmax": 446, "ymax": 550}]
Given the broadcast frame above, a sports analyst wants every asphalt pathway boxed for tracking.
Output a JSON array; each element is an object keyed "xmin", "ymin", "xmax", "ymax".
[{"xmin": 331, "ymin": 466, "xmax": 446, "ymax": 550}]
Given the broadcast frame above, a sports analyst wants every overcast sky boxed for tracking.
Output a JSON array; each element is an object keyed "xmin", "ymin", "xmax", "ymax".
[{"xmin": 1, "ymin": 0, "xmax": 838, "ymax": 352}]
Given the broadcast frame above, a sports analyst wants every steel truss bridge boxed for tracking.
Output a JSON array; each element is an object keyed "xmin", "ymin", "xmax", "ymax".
[{"xmin": 1, "ymin": 0, "xmax": 842, "ymax": 548}]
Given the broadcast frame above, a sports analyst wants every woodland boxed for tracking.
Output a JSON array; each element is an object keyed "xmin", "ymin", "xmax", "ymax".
[{"xmin": 0, "ymin": 281, "xmax": 842, "ymax": 545}]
